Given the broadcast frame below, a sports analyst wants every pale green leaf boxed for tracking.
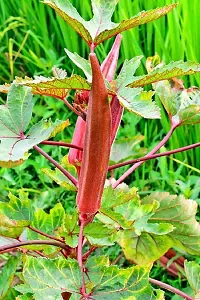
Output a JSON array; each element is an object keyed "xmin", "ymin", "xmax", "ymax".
[
  {"xmin": 52, "ymin": 66, "xmax": 67, "ymax": 79},
  {"xmin": 113, "ymin": 57, "xmax": 160, "ymax": 118},
  {"xmin": 117, "ymin": 89, "xmax": 160, "ymax": 119},
  {"xmin": 0, "ymin": 191, "xmax": 34, "ymax": 227},
  {"xmin": 110, "ymin": 136, "xmax": 146, "ymax": 163},
  {"xmin": 143, "ymin": 192, "xmax": 200, "ymax": 255},
  {"xmin": 64, "ymin": 48, "xmax": 92, "ymax": 81},
  {"xmin": 42, "ymin": 168, "xmax": 77, "ymax": 191},
  {"xmin": 154, "ymin": 80, "xmax": 200, "ymax": 125},
  {"xmin": 0, "ymin": 85, "xmax": 67, "ymax": 166},
  {"xmin": 0, "ymin": 213, "xmax": 24, "ymax": 238},
  {"xmin": 116, "ymin": 57, "xmax": 143, "ymax": 89},
  {"xmin": 23, "ymin": 256, "xmax": 82, "ymax": 299},
  {"xmin": 43, "ymin": 0, "xmax": 92, "ymax": 44},
  {"xmin": 58, "ymin": 211, "xmax": 79, "ymax": 248},
  {"xmin": 185, "ymin": 261, "xmax": 200, "ymax": 296},
  {"xmin": 0, "ymin": 254, "xmax": 21, "ymax": 299}
]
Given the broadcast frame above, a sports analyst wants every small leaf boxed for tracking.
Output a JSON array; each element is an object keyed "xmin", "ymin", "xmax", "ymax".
[
  {"xmin": 48, "ymin": 119, "xmax": 70, "ymax": 138},
  {"xmin": 117, "ymin": 88, "xmax": 160, "ymax": 119},
  {"xmin": 153, "ymin": 78, "xmax": 200, "ymax": 125},
  {"xmin": 84, "ymin": 222, "xmax": 117, "ymax": 246},
  {"xmin": 185, "ymin": 261, "xmax": 200, "ymax": 296},
  {"xmin": 52, "ymin": 66, "xmax": 67, "ymax": 79},
  {"xmin": 0, "ymin": 191, "xmax": 34, "ymax": 227},
  {"xmin": 110, "ymin": 135, "xmax": 146, "ymax": 163},
  {"xmin": 65, "ymin": 48, "xmax": 92, "ymax": 81},
  {"xmin": 113, "ymin": 57, "xmax": 160, "ymax": 118},
  {"xmin": 0, "ymin": 213, "xmax": 25, "ymax": 238},
  {"xmin": 0, "ymin": 254, "xmax": 21, "ymax": 299},
  {"xmin": 42, "ymin": 156, "xmax": 77, "ymax": 191},
  {"xmin": 28, "ymin": 203, "xmax": 65, "ymax": 240},
  {"xmin": 59, "ymin": 211, "xmax": 79, "ymax": 248}
]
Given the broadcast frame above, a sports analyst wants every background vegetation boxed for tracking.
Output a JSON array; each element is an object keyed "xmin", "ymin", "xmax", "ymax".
[{"xmin": 0, "ymin": 1, "xmax": 200, "ymax": 298}]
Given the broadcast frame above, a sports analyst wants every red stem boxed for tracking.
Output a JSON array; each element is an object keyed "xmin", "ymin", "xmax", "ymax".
[
  {"xmin": 0, "ymin": 240, "xmax": 69, "ymax": 254},
  {"xmin": 108, "ymin": 141, "xmax": 200, "ymax": 171},
  {"xmin": 33, "ymin": 145, "xmax": 78, "ymax": 188},
  {"xmin": 40, "ymin": 140, "xmax": 83, "ymax": 151},
  {"xmin": 62, "ymin": 97, "xmax": 82, "ymax": 117},
  {"xmin": 28, "ymin": 225, "xmax": 63, "ymax": 242},
  {"xmin": 149, "ymin": 278, "xmax": 193, "ymax": 300},
  {"xmin": 112, "ymin": 125, "xmax": 176, "ymax": 188}
]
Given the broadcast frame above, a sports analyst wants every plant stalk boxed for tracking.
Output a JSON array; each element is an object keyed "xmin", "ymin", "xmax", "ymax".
[
  {"xmin": 113, "ymin": 125, "xmax": 177, "ymax": 188},
  {"xmin": 149, "ymin": 278, "xmax": 193, "ymax": 300},
  {"xmin": 28, "ymin": 225, "xmax": 63, "ymax": 242},
  {"xmin": 33, "ymin": 145, "xmax": 78, "ymax": 188},
  {"xmin": 0, "ymin": 240, "xmax": 69, "ymax": 254},
  {"xmin": 109, "ymin": 142, "xmax": 200, "ymax": 171},
  {"xmin": 41, "ymin": 140, "xmax": 83, "ymax": 150}
]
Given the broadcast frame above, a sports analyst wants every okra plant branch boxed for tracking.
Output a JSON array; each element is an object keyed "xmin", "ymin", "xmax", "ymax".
[
  {"xmin": 33, "ymin": 145, "xmax": 78, "ymax": 188},
  {"xmin": 62, "ymin": 96, "xmax": 82, "ymax": 117},
  {"xmin": 28, "ymin": 225, "xmax": 64, "ymax": 243},
  {"xmin": 112, "ymin": 124, "xmax": 178, "ymax": 188},
  {"xmin": 0, "ymin": 240, "xmax": 69, "ymax": 254},
  {"xmin": 41, "ymin": 140, "xmax": 83, "ymax": 150},
  {"xmin": 149, "ymin": 278, "xmax": 193, "ymax": 300},
  {"xmin": 108, "ymin": 141, "xmax": 200, "ymax": 170}
]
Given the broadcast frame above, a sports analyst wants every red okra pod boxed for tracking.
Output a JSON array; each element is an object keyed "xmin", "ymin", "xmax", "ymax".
[{"xmin": 76, "ymin": 54, "xmax": 111, "ymax": 216}]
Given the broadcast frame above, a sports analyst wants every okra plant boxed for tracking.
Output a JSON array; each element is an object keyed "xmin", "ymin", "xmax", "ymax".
[{"xmin": 1, "ymin": 1, "xmax": 200, "ymax": 299}]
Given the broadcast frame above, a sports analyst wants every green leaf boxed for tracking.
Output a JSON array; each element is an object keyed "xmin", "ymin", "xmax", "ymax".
[
  {"xmin": 64, "ymin": 48, "xmax": 92, "ymax": 81},
  {"xmin": 94, "ymin": 3, "xmax": 178, "ymax": 45},
  {"xmin": 44, "ymin": 0, "xmax": 177, "ymax": 47},
  {"xmin": 0, "ymin": 213, "xmax": 24, "ymax": 238},
  {"xmin": 23, "ymin": 256, "xmax": 82, "ymax": 300},
  {"xmin": 99, "ymin": 188, "xmax": 175, "ymax": 264},
  {"xmin": 42, "ymin": 168, "xmax": 77, "ymax": 191},
  {"xmin": 59, "ymin": 210, "xmax": 79, "ymax": 248},
  {"xmin": 110, "ymin": 136, "xmax": 146, "ymax": 163},
  {"xmin": 0, "ymin": 254, "xmax": 21, "ymax": 299},
  {"xmin": 23, "ymin": 256, "xmax": 163, "ymax": 299},
  {"xmin": 42, "ymin": 155, "xmax": 77, "ymax": 192},
  {"xmin": 43, "ymin": 0, "xmax": 92, "ymax": 45},
  {"xmin": 84, "ymin": 256, "xmax": 162, "ymax": 299},
  {"xmin": 185, "ymin": 261, "xmax": 200, "ymax": 297},
  {"xmin": 117, "ymin": 88, "xmax": 160, "ymax": 119},
  {"xmin": 142, "ymin": 192, "xmax": 200, "ymax": 255},
  {"xmin": 0, "ymin": 85, "xmax": 67, "ymax": 166},
  {"xmin": 119, "ymin": 230, "xmax": 173, "ymax": 265},
  {"xmin": 129, "ymin": 60, "xmax": 200, "ymax": 88},
  {"xmin": 14, "ymin": 75, "xmax": 91, "ymax": 99},
  {"xmin": 0, "ymin": 191, "xmax": 34, "ymax": 227},
  {"xmin": 116, "ymin": 57, "xmax": 143, "ymax": 89},
  {"xmin": 28, "ymin": 203, "xmax": 65, "ymax": 239},
  {"xmin": 52, "ymin": 66, "xmax": 67, "ymax": 79},
  {"xmin": 154, "ymin": 80, "xmax": 200, "ymax": 125},
  {"xmin": 113, "ymin": 57, "xmax": 160, "ymax": 119},
  {"xmin": 84, "ymin": 222, "xmax": 117, "ymax": 246}
]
